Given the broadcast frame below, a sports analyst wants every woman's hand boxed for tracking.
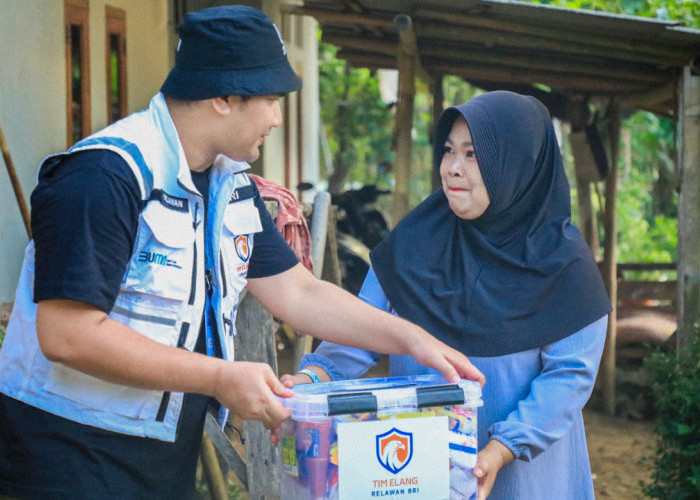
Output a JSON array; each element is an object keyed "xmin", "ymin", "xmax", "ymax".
[
  {"xmin": 280, "ymin": 366, "xmax": 331, "ymax": 388},
  {"xmin": 473, "ymin": 439, "xmax": 515, "ymax": 499}
]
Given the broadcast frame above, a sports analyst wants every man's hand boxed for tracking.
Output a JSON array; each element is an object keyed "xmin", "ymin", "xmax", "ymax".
[
  {"xmin": 473, "ymin": 439, "xmax": 515, "ymax": 499},
  {"xmin": 406, "ymin": 328, "xmax": 485, "ymax": 386},
  {"xmin": 212, "ymin": 361, "xmax": 294, "ymax": 442}
]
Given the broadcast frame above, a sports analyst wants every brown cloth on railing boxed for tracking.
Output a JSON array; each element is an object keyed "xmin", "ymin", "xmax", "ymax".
[{"xmin": 249, "ymin": 174, "xmax": 313, "ymax": 274}]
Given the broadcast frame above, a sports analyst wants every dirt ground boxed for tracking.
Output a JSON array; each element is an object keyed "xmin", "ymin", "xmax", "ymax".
[{"xmin": 584, "ymin": 407, "xmax": 655, "ymax": 499}]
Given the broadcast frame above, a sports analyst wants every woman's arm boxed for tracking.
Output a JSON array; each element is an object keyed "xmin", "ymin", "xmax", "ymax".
[
  {"xmin": 487, "ymin": 315, "xmax": 607, "ymax": 461},
  {"xmin": 472, "ymin": 315, "xmax": 607, "ymax": 498}
]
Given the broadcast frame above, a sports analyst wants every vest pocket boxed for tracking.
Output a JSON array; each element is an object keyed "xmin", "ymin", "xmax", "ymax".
[
  {"xmin": 44, "ymin": 363, "xmax": 162, "ymax": 419},
  {"xmin": 123, "ymin": 201, "xmax": 195, "ymax": 301}
]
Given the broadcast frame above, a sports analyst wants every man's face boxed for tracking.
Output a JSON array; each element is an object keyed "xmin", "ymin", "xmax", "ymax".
[{"xmin": 219, "ymin": 94, "xmax": 283, "ymax": 163}]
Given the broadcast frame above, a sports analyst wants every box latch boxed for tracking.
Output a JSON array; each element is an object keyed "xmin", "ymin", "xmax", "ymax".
[
  {"xmin": 416, "ymin": 384, "xmax": 465, "ymax": 408},
  {"xmin": 327, "ymin": 391, "xmax": 378, "ymax": 415}
]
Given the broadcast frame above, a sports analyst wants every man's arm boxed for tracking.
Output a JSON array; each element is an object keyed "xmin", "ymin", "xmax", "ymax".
[
  {"xmin": 245, "ymin": 263, "xmax": 485, "ymax": 385},
  {"xmin": 36, "ymin": 299, "xmax": 293, "ymax": 431}
]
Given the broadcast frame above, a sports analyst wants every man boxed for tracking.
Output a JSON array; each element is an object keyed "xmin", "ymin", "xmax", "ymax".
[{"xmin": 0, "ymin": 6, "xmax": 483, "ymax": 499}]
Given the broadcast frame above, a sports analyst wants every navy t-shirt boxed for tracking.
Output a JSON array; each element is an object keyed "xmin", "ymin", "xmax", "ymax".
[{"xmin": 0, "ymin": 150, "xmax": 298, "ymax": 499}]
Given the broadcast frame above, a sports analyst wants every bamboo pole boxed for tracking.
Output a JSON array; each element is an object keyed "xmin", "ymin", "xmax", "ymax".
[
  {"xmin": 0, "ymin": 120, "xmax": 31, "ymax": 239},
  {"xmin": 200, "ymin": 433, "xmax": 229, "ymax": 500},
  {"xmin": 676, "ymin": 63, "xmax": 700, "ymax": 352},
  {"xmin": 599, "ymin": 101, "xmax": 621, "ymax": 416}
]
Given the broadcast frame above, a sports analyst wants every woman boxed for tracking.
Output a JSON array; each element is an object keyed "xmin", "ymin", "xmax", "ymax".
[{"xmin": 287, "ymin": 91, "xmax": 611, "ymax": 499}]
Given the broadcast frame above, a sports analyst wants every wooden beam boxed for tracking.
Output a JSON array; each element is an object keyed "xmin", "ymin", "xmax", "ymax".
[
  {"xmin": 333, "ymin": 45, "xmax": 655, "ymax": 94},
  {"xmin": 418, "ymin": 45, "xmax": 670, "ymax": 85},
  {"xmin": 414, "ymin": 9, "xmax": 695, "ymax": 64},
  {"xmin": 599, "ymin": 101, "xmax": 621, "ymax": 416},
  {"xmin": 620, "ymin": 81, "xmax": 676, "ymax": 114},
  {"xmin": 280, "ymin": 5, "xmax": 393, "ymax": 28},
  {"xmin": 204, "ymin": 412, "xmax": 248, "ymax": 489},
  {"xmin": 323, "ymin": 33, "xmax": 670, "ymax": 86},
  {"xmin": 323, "ymin": 33, "xmax": 395, "ymax": 56},
  {"xmin": 428, "ymin": 62, "xmax": 651, "ymax": 94},
  {"xmin": 417, "ymin": 23, "xmax": 688, "ymax": 67},
  {"xmin": 676, "ymin": 63, "xmax": 700, "ymax": 351}
]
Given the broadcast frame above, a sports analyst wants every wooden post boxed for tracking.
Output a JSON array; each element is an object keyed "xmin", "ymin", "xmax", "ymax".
[
  {"xmin": 392, "ymin": 14, "xmax": 417, "ymax": 224},
  {"xmin": 321, "ymin": 206, "xmax": 343, "ymax": 287},
  {"xmin": 293, "ymin": 191, "xmax": 331, "ymax": 370},
  {"xmin": 599, "ymin": 101, "xmax": 621, "ymax": 415},
  {"xmin": 677, "ymin": 63, "xmax": 700, "ymax": 352},
  {"xmin": 234, "ymin": 291, "xmax": 282, "ymax": 499},
  {"xmin": 430, "ymin": 76, "xmax": 444, "ymax": 192},
  {"xmin": 569, "ymin": 132, "xmax": 600, "ymax": 255}
]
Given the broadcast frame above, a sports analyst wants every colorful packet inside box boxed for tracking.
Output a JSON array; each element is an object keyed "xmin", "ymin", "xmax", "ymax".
[{"xmin": 278, "ymin": 374, "xmax": 483, "ymax": 500}]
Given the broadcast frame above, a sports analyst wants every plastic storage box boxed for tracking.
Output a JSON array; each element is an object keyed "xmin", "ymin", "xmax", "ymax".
[{"xmin": 278, "ymin": 374, "xmax": 483, "ymax": 500}]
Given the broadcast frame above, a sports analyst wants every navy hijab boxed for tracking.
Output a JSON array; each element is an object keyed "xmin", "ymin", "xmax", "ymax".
[{"xmin": 370, "ymin": 91, "xmax": 611, "ymax": 357}]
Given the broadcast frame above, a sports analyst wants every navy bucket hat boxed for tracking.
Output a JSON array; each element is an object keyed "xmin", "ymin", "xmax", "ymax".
[{"xmin": 161, "ymin": 5, "xmax": 302, "ymax": 100}]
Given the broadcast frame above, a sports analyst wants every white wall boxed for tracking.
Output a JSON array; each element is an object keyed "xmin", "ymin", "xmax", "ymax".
[
  {"xmin": 0, "ymin": 0, "xmax": 170, "ymax": 303},
  {"xmin": 262, "ymin": 11, "xmax": 320, "ymax": 201}
]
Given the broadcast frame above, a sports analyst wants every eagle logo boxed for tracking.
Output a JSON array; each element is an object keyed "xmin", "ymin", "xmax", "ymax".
[
  {"xmin": 234, "ymin": 235, "xmax": 250, "ymax": 262},
  {"xmin": 376, "ymin": 428, "xmax": 413, "ymax": 474}
]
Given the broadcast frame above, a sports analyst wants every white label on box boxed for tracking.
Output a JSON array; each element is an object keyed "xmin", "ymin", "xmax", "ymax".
[{"xmin": 337, "ymin": 416, "xmax": 449, "ymax": 499}]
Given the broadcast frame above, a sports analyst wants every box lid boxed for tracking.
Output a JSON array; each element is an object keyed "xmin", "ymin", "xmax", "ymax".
[{"xmin": 280, "ymin": 374, "xmax": 482, "ymax": 421}]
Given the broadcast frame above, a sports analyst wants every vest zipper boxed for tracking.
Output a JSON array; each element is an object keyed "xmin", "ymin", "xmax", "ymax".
[
  {"xmin": 219, "ymin": 252, "xmax": 227, "ymax": 297},
  {"xmin": 188, "ymin": 202, "xmax": 199, "ymax": 306},
  {"xmin": 155, "ymin": 322, "xmax": 191, "ymax": 422}
]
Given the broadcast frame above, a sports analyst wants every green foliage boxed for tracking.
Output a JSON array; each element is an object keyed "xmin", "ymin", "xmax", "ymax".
[
  {"xmin": 643, "ymin": 333, "xmax": 700, "ymax": 499},
  {"xmin": 318, "ymin": 42, "xmax": 394, "ymax": 192},
  {"xmin": 195, "ymin": 477, "xmax": 243, "ymax": 499},
  {"xmin": 0, "ymin": 323, "xmax": 5, "ymax": 349},
  {"xmin": 616, "ymin": 111, "xmax": 677, "ymax": 267},
  {"xmin": 526, "ymin": 0, "xmax": 700, "ymax": 28}
]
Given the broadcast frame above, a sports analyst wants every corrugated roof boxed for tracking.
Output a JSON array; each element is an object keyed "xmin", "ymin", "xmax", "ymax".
[{"xmin": 283, "ymin": 0, "xmax": 700, "ymax": 115}]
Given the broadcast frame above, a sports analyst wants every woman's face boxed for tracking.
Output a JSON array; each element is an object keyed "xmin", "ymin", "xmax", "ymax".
[{"xmin": 439, "ymin": 116, "xmax": 490, "ymax": 220}]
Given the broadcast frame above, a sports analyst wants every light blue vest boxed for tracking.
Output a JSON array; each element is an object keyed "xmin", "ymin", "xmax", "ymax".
[{"xmin": 0, "ymin": 94, "xmax": 261, "ymax": 441}]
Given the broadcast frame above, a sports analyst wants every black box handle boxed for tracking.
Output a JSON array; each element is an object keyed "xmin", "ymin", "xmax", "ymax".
[
  {"xmin": 416, "ymin": 384, "xmax": 465, "ymax": 408},
  {"xmin": 327, "ymin": 392, "xmax": 378, "ymax": 415}
]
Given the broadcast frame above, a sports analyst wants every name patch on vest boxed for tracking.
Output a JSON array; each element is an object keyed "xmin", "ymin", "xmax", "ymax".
[
  {"xmin": 150, "ymin": 189, "xmax": 189, "ymax": 212},
  {"xmin": 229, "ymin": 184, "xmax": 256, "ymax": 203}
]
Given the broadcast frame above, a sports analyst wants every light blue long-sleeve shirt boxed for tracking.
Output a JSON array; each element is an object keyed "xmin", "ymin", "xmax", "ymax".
[{"xmin": 301, "ymin": 266, "xmax": 607, "ymax": 499}]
